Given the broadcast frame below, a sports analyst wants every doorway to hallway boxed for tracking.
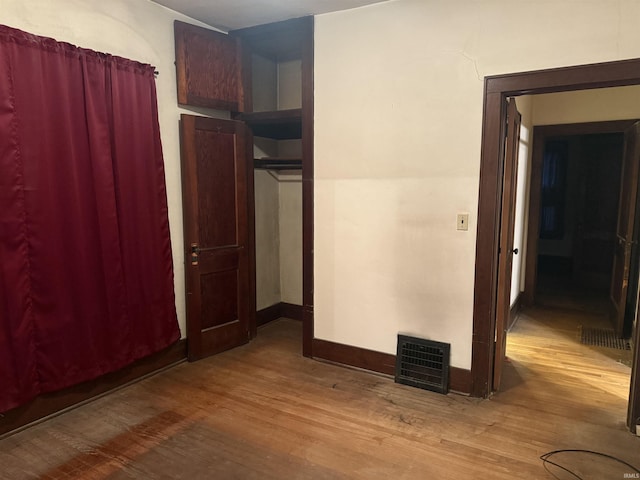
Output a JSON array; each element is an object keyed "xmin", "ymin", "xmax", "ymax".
[{"xmin": 504, "ymin": 286, "xmax": 632, "ymax": 430}]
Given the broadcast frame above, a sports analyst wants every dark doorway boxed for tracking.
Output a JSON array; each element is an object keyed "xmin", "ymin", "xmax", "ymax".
[{"xmin": 536, "ymin": 133, "xmax": 624, "ymax": 308}]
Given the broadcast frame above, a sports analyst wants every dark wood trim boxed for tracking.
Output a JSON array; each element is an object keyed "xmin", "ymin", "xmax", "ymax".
[
  {"xmin": 256, "ymin": 303, "xmax": 282, "ymax": 327},
  {"xmin": 254, "ymin": 158, "xmax": 302, "ymax": 170},
  {"xmin": 241, "ymin": 32, "xmax": 256, "ymax": 341},
  {"xmin": 523, "ymin": 120, "xmax": 637, "ymax": 307},
  {"xmin": 256, "ymin": 302, "xmax": 304, "ymax": 327},
  {"xmin": 523, "ymin": 129, "xmax": 545, "ymax": 307},
  {"xmin": 312, "ymin": 339, "xmax": 472, "ymax": 395},
  {"xmin": 281, "ymin": 302, "xmax": 304, "ymax": 321},
  {"xmin": 473, "ymin": 58, "xmax": 640, "ymax": 433},
  {"xmin": 301, "ymin": 17, "xmax": 314, "ymax": 357},
  {"xmin": 313, "ymin": 339, "xmax": 396, "ymax": 375},
  {"xmin": 246, "ymin": 127, "xmax": 257, "ymax": 339},
  {"xmin": 485, "ymin": 58, "xmax": 640, "ymax": 96},
  {"xmin": 508, "ymin": 292, "xmax": 522, "ymax": 331},
  {"xmin": 0, "ymin": 340, "xmax": 187, "ymax": 438},
  {"xmin": 449, "ymin": 367, "xmax": 473, "ymax": 395},
  {"xmin": 471, "ymin": 89, "xmax": 505, "ymax": 398}
]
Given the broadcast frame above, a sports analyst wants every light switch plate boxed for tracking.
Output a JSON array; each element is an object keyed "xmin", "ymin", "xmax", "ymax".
[{"xmin": 457, "ymin": 213, "xmax": 469, "ymax": 231}]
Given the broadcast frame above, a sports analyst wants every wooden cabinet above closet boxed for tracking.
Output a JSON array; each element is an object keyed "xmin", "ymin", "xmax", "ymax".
[
  {"xmin": 174, "ymin": 17, "xmax": 312, "ymax": 171},
  {"xmin": 174, "ymin": 21, "xmax": 245, "ymax": 112}
]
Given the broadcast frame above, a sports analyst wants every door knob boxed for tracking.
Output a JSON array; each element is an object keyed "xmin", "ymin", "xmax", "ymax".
[
  {"xmin": 190, "ymin": 243, "xmax": 199, "ymax": 266},
  {"xmin": 512, "ymin": 248, "xmax": 519, "ymax": 255}
]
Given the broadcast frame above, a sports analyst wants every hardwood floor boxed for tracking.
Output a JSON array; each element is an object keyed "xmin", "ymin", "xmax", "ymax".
[{"xmin": 1, "ymin": 316, "xmax": 638, "ymax": 479}]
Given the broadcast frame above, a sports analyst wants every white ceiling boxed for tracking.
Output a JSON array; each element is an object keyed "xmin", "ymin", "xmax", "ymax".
[{"xmin": 151, "ymin": 0, "xmax": 387, "ymax": 31}]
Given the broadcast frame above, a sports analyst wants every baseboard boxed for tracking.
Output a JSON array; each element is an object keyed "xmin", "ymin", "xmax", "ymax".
[
  {"xmin": 313, "ymin": 338, "xmax": 396, "ymax": 375},
  {"xmin": 280, "ymin": 302, "xmax": 303, "ymax": 321},
  {"xmin": 257, "ymin": 302, "xmax": 303, "ymax": 327},
  {"xmin": 312, "ymin": 338, "xmax": 472, "ymax": 395},
  {"xmin": 449, "ymin": 367, "xmax": 473, "ymax": 395},
  {"xmin": 256, "ymin": 303, "xmax": 283, "ymax": 326},
  {"xmin": 0, "ymin": 339, "xmax": 187, "ymax": 438}
]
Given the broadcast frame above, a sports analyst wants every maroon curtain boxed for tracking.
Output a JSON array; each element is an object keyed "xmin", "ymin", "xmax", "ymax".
[{"xmin": 0, "ymin": 25, "xmax": 180, "ymax": 412}]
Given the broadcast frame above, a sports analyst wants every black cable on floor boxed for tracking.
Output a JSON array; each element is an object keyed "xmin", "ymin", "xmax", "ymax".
[{"xmin": 540, "ymin": 449, "xmax": 640, "ymax": 480}]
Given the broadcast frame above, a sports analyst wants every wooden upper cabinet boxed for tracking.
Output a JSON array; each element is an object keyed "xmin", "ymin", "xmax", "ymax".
[{"xmin": 174, "ymin": 21, "xmax": 245, "ymax": 112}]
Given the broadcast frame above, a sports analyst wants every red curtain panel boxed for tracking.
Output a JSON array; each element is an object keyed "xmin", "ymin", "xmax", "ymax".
[{"xmin": 0, "ymin": 25, "xmax": 180, "ymax": 412}]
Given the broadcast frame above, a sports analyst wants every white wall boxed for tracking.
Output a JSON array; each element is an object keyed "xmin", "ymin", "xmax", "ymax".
[
  {"xmin": 314, "ymin": 0, "xmax": 640, "ymax": 370},
  {"xmin": 532, "ymin": 85, "xmax": 640, "ymax": 125},
  {"xmin": 254, "ymin": 170, "xmax": 281, "ymax": 309},
  {"xmin": 279, "ymin": 179, "xmax": 303, "ymax": 305},
  {"xmin": 1, "ymin": 0, "xmax": 229, "ymax": 338},
  {"xmin": 511, "ymin": 97, "xmax": 533, "ymax": 306}
]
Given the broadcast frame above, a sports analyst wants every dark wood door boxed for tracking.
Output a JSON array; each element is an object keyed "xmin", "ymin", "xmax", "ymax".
[
  {"xmin": 493, "ymin": 98, "xmax": 522, "ymax": 391},
  {"xmin": 180, "ymin": 115, "xmax": 251, "ymax": 361},
  {"xmin": 573, "ymin": 134, "xmax": 623, "ymax": 289},
  {"xmin": 610, "ymin": 122, "xmax": 640, "ymax": 337},
  {"xmin": 174, "ymin": 21, "xmax": 245, "ymax": 112}
]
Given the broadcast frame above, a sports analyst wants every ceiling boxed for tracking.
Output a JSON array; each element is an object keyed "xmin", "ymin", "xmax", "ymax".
[{"xmin": 151, "ymin": 0, "xmax": 387, "ymax": 31}]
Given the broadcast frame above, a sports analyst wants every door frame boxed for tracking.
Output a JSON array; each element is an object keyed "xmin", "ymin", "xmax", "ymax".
[
  {"xmin": 471, "ymin": 58, "xmax": 640, "ymax": 432},
  {"xmin": 523, "ymin": 120, "xmax": 637, "ymax": 307}
]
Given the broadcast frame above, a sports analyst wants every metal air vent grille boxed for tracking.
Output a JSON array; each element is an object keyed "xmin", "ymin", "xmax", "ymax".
[{"xmin": 395, "ymin": 335, "xmax": 450, "ymax": 395}]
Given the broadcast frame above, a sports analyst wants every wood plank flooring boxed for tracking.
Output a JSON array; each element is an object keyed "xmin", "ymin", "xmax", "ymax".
[{"xmin": 1, "ymin": 313, "xmax": 638, "ymax": 479}]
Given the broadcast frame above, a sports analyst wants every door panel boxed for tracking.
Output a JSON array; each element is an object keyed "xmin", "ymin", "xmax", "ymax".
[
  {"xmin": 610, "ymin": 122, "xmax": 640, "ymax": 336},
  {"xmin": 493, "ymin": 98, "xmax": 522, "ymax": 391},
  {"xmin": 573, "ymin": 135, "xmax": 623, "ymax": 289},
  {"xmin": 174, "ymin": 21, "xmax": 244, "ymax": 112},
  {"xmin": 180, "ymin": 115, "xmax": 251, "ymax": 361},
  {"xmin": 196, "ymin": 130, "xmax": 239, "ymax": 247}
]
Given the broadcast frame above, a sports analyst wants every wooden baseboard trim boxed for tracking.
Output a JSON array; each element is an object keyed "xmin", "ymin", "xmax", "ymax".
[
  {"xmin": 449, "ymin": 367, "xmax": 473, "ymax": 395},
  {"xmin": 256, "ymin": 303, "xmax": 282, "ymax": 327},
  {"xmin": 257, "ymin": 302, "xmax": 303, "ymax": 327},
  {"xmin": 313, "ymin": 338, "xmax": 396, "ymax": 375},
  {"xmin": 312, "ymin": 338, "xmax": 472, "ymax": 395},
  {"xmin": 0, "ymin": 339, "xmax": 187, "ymax": 438},
  {"xmin": 281, "ymin": 302, "xmax": 303, "ymax": 321}
]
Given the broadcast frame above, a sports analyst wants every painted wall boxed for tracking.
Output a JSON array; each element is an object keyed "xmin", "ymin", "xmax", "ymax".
[
  {"xmin": 532, "ymin": 85, "xmax": 640, "ymax": 125},
  {"xmin": 254, "ymin": 170, "xmax": 281, "ymax": 310},
  {"xmin": 279, "ymin": 179, "xmax": 303, "ymax": 305},
  {"xmin": 0, "ymin": 0, "xmax": 234, "ymax": 338},
  {"xmin": 314, "ymin": 0, "xmax": 640, "ymax": 370},
  {"xmin": 511, "ymin": 97, "xmax": 533, "ymax": 306}
]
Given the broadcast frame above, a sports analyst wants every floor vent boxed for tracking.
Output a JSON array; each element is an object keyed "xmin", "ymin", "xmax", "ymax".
[
  {"xmin": 580, "ymin": 327, "xmax": 631, "ymax": 351},
  {"xmin": 395, "ymin": 335, "xmax": 450, "ymax": 395}
]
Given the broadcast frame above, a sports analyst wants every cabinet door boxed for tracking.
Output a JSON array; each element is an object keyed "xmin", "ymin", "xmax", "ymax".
[
  {"xmin": 175, "ymin": 21, "xmax": 245, "ymax": 112},
  {"xmin": 180, "ymin": 115, "xmax": 252, "ymax": 360}
]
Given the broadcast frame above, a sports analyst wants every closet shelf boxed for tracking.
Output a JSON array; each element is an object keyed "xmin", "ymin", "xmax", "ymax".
[
  {"xmin": 236, "ymin": 109, "xmax": 302, "ymax": 139},
  {"xmin": 254, "ymin": 157, "xmax": 302, "ymax": 170}
]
